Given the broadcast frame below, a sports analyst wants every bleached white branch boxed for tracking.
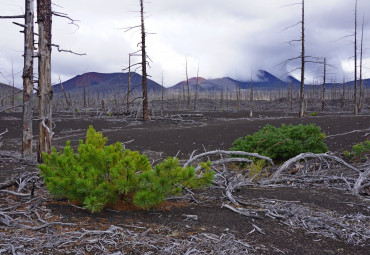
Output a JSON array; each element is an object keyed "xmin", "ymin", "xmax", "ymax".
[
  {"xmin": 271, "ymin": 153, "xmax": 360, "ymax": 181},
  {"xmin": 184, "ymin": 150, "xmax": 273, "ymax": 168}
]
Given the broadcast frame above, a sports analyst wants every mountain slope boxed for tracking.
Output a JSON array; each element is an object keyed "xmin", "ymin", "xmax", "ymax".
[{"xmin": 54, "ymin": 72, "xmax": 163, "ymax": 95}]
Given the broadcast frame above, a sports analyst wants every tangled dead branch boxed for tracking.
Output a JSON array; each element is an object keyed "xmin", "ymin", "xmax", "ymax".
[
  {"xmin": 183, "ymin": 150, "xmax": 274, "ymax": 168},
  {"xmin": 266, "ymin": 152, "xmax": 369, "ymax": 196},
  {"xmin": 0, "ymin": 173, "xmax": 263, "ymax": 254}
]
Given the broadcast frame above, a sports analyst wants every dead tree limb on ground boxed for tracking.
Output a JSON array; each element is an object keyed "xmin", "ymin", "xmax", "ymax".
[
  {"xmin": 183, "ymin": 150, "xmax": 274, "ymax": 168},
  {"xmin": 271, "ymin": 153, "xmax": 360, "ymax": 181},
  {"xmin": 353, "ymin": 167, "xmax": 370, "ymax": 195}
]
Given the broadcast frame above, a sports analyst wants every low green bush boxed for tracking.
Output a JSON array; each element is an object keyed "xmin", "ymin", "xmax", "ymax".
[
  {"xmin": 230, "ymin": 123, "xmax": 328, "ymax": 161},
  {"xmin": 39, "ymin": 126, "xmax": 214, "ymax": 213},
  {"xmin": 343, "ymin": 140, "xmax": 370, "ymax": 161},
  {"xmin": 308, "ymin": 112, "xmax": 318, "ymax": 116}
]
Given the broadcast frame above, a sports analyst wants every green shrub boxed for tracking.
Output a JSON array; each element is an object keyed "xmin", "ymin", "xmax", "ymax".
[
  {"xmin": 39, "ymin": 126, "xmax": 214, "ymax": 213},
  {"xmin": 230, "ymin": 124, "xmax": 328, "ymax": 161},
  {"xmin": 308, "ymin": 112, "xmax": 318, "ymax": 116},
  {"xmin": 247, "ymin": 159, "xmax": 269, "ymax": 182},
  {"xmin": 344, "ymin": 140, "xmax": 370, "ymax": 161}
]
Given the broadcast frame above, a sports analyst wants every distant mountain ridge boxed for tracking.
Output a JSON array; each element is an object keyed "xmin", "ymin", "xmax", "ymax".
[
  {"xmin": 168, "ymin": 70, "xmax": 369, "ymax": 92},
  {"xmin": 54, "ymin": 70, "xmax": 369, "ymax": 96},
  {"xmin": 169, "ymin": 70, "xmax": 301, "ymax": 92},
  {"xmin": 54, "ymin": 72, "xmax": 163, "ymax": 95}
]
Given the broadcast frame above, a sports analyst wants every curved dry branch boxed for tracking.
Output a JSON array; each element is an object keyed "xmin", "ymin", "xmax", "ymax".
[
  {"xmin": 195, "ymin": 158, "xmax": 253, "ymax": 171},
  {"xmin": 352, "ymin": 167, "xmax": 370, "ymax": 195},
  {"xmin": 0, "ymin": 129, "xmax": 8, "ymax": 138},
  {"xmin": 271, "ymin": 153, "xmax": 360, "ymax": 181},
  {"xmin": 183, "ymin": 150, "xmax": 273, "ymax": 168}
]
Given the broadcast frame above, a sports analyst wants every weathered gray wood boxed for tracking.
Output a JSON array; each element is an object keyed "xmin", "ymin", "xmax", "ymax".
[
  {"xmin": 22, "ymin": 0, "xmax": 35, "ymax": 157},
  {"xmin": 140, "ymin": 0, "xmax": 148, "ymax": 121},
  {"xmin": 37, "ymin": 0, "xmax": 53, "ymax": 162},
  {"xmin": 299, "ymin": 0, "xmax": 305, "ymax": 118}
]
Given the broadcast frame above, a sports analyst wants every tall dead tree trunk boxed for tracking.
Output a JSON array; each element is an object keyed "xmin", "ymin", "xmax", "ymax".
[
  {"xmin": 341, "ymin": 77, "xmax": 345, "ymax": 110},
  {"xmin": 127, "ymin": 53, "xmax": 131, "ymax": 114},
  {"xmin": 185, "ymin": 57, "xmax": 190, "ymax": 110},
  {"xmin": 299, "ymin": 0, "xmax": 305, "ymax": 118},
  {"xmin": 59, "ymin": 77, "xmax": 71, "ymax": 109},
  {"xmin": 140, "ymin": 0, "xmax": 148, "ymax": 121},
  {"xmin": 321, "ymin": 57, "xmax": 326, "ymax": 111},
  {"xmin": 194, "ymin": 64, "xmax": 199, "ymax": 110},
  {"xmin": 353, "ymin": 0, "xmax": 358, "ymax": 116},
  {"xmin": 83, "ymin": 76, "xmax": 86, "ymax": 108},
  {"xmin": 161, "ymin": 72, "xmax": 164, "ymax": 112},
  {"xmin": 11, "ymin": 61, "xmax": 15, "ymax": 112},
  {"xmin": 249, "ymin": 74, "xmax": 254, "ymax": 118},
  {"xmin": 358, "ymin": 17, "xmax": 364, "ymax": 113},
  {"xmin": 22, "ymin": 0, "xmax": 35, "ymax": 157},
  {"xmin": 37, "ymin": 0, "xmax": 53, "ymax": 162}
]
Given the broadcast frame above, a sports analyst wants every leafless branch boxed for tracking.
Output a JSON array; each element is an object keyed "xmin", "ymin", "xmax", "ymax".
[
  {"xmin": 0, "ymin": 15, "xmax": 24, "ymax": 19},
  {"xmin": 282, "ymin": 21, "xmax": 302, "ymax": 31},
  {"xmin": 12, "ymin": 21, "xmax": 26, "ymax": 28},
  {"xmin": 52, "ymin": 11, "xmax": 80, "ymax": 28},
  {"xmin": 50, "ymin": 43, "xmax": 86, "ymax": 56}
]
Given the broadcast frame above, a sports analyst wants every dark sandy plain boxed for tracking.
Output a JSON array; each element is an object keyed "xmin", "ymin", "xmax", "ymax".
[{"xmin": 0, "ymin": 110, "xmax": 369, "ymax": 254}]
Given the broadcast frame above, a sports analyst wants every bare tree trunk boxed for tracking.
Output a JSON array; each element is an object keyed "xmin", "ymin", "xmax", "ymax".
[
  {"xmin": 249, "ymin": 74, "xmax": 254, "ymax": 118},
  {"xmin": 321, "ymin": 57, "xmax": 326, "ymax": 111},
  {"xmin": 358, "ymin": 17, "xmax": 364, "ymax": 113},
  {"xmin": 194, "ymin": 64, "xmax": 199, "ymax": 110},
  {"xmin": 161, "ymin": 72, "xmax": 164, "ymax": 112},
  {"xmin": 37, "ymin": 0, "xmax": 53, "ymax": 162},
  {"xmin": 299, "ymin": 0, "xmax": 305, "ymax": 118},
  {"xmin": 11, "ymin": 61, "xmax": 15, "ymax": 113},
  {"xmin": 127, "ymin": 53, "xmax": 131, "ymax": 114},
  {"xmin": 22, "ymin": 0, "xmax": 34, "ymax": 157},
  {"xmin": 185, "ymin": 57, "xmax": 190, "ymax": 110},
  {"xmin": 236, "ymin": 85, "xmax": 239, "ymax": 111},
  {"xmin": 140, "ymin": 0, "xmax": 148, "ymax": 121},
  {"xmin": 59, "ymin": 76, "xmax": 71, "ymax": 109},
  {"xmin": 83, "ymin": 76, "xmax": 86, "ymax": 108},
  {"xmin": 341, "ymin": 77, "xmax": 345, "ymax": 110},
  {"xmin": 353, "ymin": 0, "xmax": 358, "ymax": 116}
]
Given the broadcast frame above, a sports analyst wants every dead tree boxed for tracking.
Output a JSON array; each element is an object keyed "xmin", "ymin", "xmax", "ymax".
[
  {"xmin": 82, "ymin": 75, "xmax": 86, "ymax": 108},
  {"xmin": 140, "ymin": 0, "xmax": 149, "ymax": 120},
  {"xmin": 185, "ymin": 56, "xmax": 191, "ymax": 110},
  {"xmin": 127, "ymin": 53, "xmax": 132, "ymax": 113},
  {"xmin": 194, "ymin": 64, "xmax": 199, "ymax": 110},
  {"xmin": 321, "ymin": 58, "xmax": 326, "ymax": 111},
  {"xmin": 11, "ymin": 61, "xmax": 15, "ymax": 113},
  {"xmin": 236, "ymin": 83, "xmax": 241, "ymax": 111},
  {"xmin": 161, "ymin": 73, "xmax": 164, "ymax": 112},
  {"xmin": 341, "ymin": 77, "xmax": 345, "ymax": 110},
  {"xmin": 37, "ymin": 0, "xmax": 53, "ymax": 162},
  {"xmin": 58, "ymin": 76, "xmax": 71, "ymax": 109},
  {"xmin": 0, "ymin": 0, "xmax": 35, "ymax": 157},
  {"xmin": 281, "ymin": 0, "xmax": 306, "ymax": 117},
  {"xmin": 353, "ymin": 0, "xmax": 358, "ymax": 116},
  {"xmin": 249, "ymin": 74, "xmax": 254, "ymax": 118},
  {"xmin": 299, "ymin": 0, "xmax": 305, "ymax": 118},
  {"xmin": 358, "ymin": 17, "xmax": 364, "ymax": 113}
]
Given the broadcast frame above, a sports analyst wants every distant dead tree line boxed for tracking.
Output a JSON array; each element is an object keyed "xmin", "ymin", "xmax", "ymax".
[
  {"xmin": 48, "ymin": 81, "xmax": 367, "ymax": 115},
  {"xmin": 281, "ymin": 0, "xmax": 366, "ymax": 117}
]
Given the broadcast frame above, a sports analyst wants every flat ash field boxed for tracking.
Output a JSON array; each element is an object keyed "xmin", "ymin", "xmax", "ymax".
[{"xmin": 0, "ymin": 110, "xmax": 369, "ymax": 254}]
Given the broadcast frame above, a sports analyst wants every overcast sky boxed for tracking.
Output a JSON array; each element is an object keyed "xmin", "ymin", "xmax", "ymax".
[{"xmin": 1, "ymin": 0, "xmax": 369, "ymax": 88}]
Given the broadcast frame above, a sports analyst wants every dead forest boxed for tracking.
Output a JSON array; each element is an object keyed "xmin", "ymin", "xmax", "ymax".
[{"xmin": 0, "ymin": 0, "xmax": 369, "ymax": 254}]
